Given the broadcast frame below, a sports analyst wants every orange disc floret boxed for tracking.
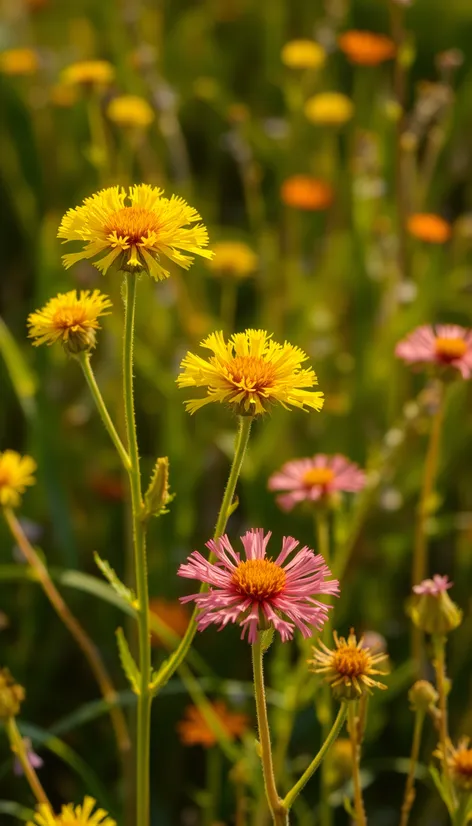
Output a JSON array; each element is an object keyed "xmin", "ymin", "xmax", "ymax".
[
  {"xmin": 407, "ymin": 213, "xmax": 452, "ymax": 244},
  {"xmin": 338, "ymin": 30, "xmax": 396, "ymax": 66},
  {"xmin": 281, "ymin": 176, "xmax": 333, "ymax": 211}
]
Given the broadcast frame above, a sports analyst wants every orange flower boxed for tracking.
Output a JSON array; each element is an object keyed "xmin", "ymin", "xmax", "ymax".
[
  {"xmin": 339, "ymin": 30, "xmax": 396, "ymax": 66},
  {"xmin": 281, "ymin": 176, "xmax": 333, "ymax": 211},
  {"xmin": 407, "ymin": 213, "xmax": 452, "ymax": 244},
  {"xmin": 177, "ymin": 701, "xmax": 248, "ymax": 748},
  {"xmin": 149, "ymin": 598, "xmax": 189, "ymax": 647}
]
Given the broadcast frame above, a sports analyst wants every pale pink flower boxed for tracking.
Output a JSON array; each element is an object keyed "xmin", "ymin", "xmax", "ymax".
[
  {"xmin": 178, "ymin": 529, "xmax": 339, "ymax": 643},
  {"xmin": 268, "ymin": 454, "xmax": 366, "ymax": 512},
  {"xmin": 413, "ymin": 574, "xmax": 452, "ymax": 596},
  {"xmin": 395, "ymin": 324, "xmax": 472, "ymax": 378}
]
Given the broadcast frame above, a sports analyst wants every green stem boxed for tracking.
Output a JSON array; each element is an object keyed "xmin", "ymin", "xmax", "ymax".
[
  {"xmin": 399, "ymin": 710, "xmax": 425, "ymax": 826},
  {"xmin": 78, "ymin": 352, "xmax": 131, "ymax": 472},
  {"xmin": 6, "ymin": 717, "xmax": 50, "ymax": 807},
  {"xmin": 453, "ymin": 796, "xmax": 470, "ymax": 826},
  {"xmin": 432, "ymin": 635, "xmax": 453, "ymax": 800},
  {"xmin": 348, "ymin": 703, "xmax": 367, "ymax": 826},
  {"xmin": 123, "ymin": 274, "xmax": 151, "ymax": 826},
  {"xmin": 252, "ymin": 637, "xmax": 288, "ymax": 826},
  {"xmin": 150, "ymin": 415, "xmax": 253, "ymax": 693},
  {"xmin": 315, "ymin": 509, "xmax": 334, "ymax": 826},
  {"xmin": 282, "ymin": 703, "xmax": 348, "ymax": 811},
  {"xmin": 203, "ymin": 747, "xmax": 222, "ymax": 826}
]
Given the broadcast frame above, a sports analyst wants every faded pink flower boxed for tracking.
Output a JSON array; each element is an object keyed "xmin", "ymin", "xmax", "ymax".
[
  {"xmin": 268, "ymin": 454, "xmax": 366, "ymax": 512},
  {"xmin": 413, "ymin": 574, "xmax": 452, "ymax": 596},
  {"xmin": 178, "ymin": 529, "xmax": 339, "ymax": 643},
  {"xmin": 395, "ymin": 325, "xmax": 472, "ymax": 378}
]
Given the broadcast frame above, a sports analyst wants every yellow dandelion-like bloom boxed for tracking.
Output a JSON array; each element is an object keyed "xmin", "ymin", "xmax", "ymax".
[
  {"xmin": 27, "ymin": 290, "xmax": 112, "ymax": 354},
  {"xmin": 304, "ymin": 92, "xmax": 354, "ymax": 126},
  {"xmin": 281, "ymin": 40, "xmax": 326, "ymax": 70},
  {"xmin": 207, "ymin": 241, "xmax": 259, "ymax": 279},
  {"xmin": 107, "ymin": 95, "xmax": 154, "ymax": 129},
  {"xmin": 27, "ymin": 796, "xmax": 116, "ymax": 826},
  {"xmin": 58, "ymin": 184, "xmax": 213, "ymax": 280},
  {"xmin": 60, "ymin": 60, "xmax": 115, "ymax": 89},
  {"xmin": 0, "ymin": 451, "xmax": 36, "ymax": 509},
  {"xmin": 436, "ymin": 738, "xmax": 472, "ymax": 792},
  {"xmin": 0, "ymin": 48, "xmax": 39, "ymax": 77},
  {"xmin": 177, "ymin": 329, "xmax": 324, "ymax": 416},
  {"xmin": 309, "ymin": 630, "xmax": 389, "ymax": 701}
]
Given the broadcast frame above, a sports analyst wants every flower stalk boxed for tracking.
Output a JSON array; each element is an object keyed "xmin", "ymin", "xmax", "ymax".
[
  {"xmin": 6, "ymin": 716, "xmax": 50, "ymax": 807},
  {"xmin": 399, "ymin": 708, "xmax": 425, "ymax": 826},
  {"xmin": 315, "ymin": 509, "xmax": 334, "ymax": 826},
  {"xmin": 348, "ymin": 702, "xmax": 368, "ymax": 826},
  {"xmin": 432, "ymin": 635, "xmax": 452, "ymax": 791}
]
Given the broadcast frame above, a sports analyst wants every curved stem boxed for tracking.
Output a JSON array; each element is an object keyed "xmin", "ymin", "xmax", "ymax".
[
  {"xmin": 2, "ymin": 507, "xmax": 131, "ymax": 763},
  {"xmin": 412, "ymin": 390, "xmax": 446, "ymax": 671},
  {"xmin": 348, "ymin": 703, "xmax": 368, "ymax": 826},
  {"xmin": 399, "ymin": 710, "xmax": 425, "ymax": 826},
  {"xmin": 251, "ymin": 637, "xmax": 288, "ymax": 826},
  {"xmin": 123, "ymin": 274, "xmax": 151, "ymax": 826},
  {"xmin": 151, "ymin": 415, "xmax": 253, "ymax": 693},
  {"xmin": 283, "ymin": 703, "xmax": 347, "ymax": 811},
  {"xmin": 78, "ymin": 352, "xmax": 131, "ymax": 472},
  {"xmin": 6, "ymin": 717, "xmax": 50, "ymax": 807}
]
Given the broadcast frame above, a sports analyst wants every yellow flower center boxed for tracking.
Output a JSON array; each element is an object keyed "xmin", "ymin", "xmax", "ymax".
[
  {"xmin": 52, "ymin": 307, "xmax": 89, "ymax": 331},
  {"xmin": 232, "ymin": 559, "xmax": 286, "ymax": 600},
  {"xmin": 302, "ymin": 467, "xmax": 335, "ymax": 487},
  {"xmin": 453, "ymin": 749, "xmax": 472, "ymax": 779},
  {"xmin": 435, "ymin": 336, "xmax": 467, "ymax": 361},
  {"xmin": 332, "ymin": 646, "xmax": 370, "ymax": 679},
  {"xmin": 104, "ymin": 207, "xmax": 161, "ymax": 243},
  {"xmin": 226, "ymin": 355, "xmax": 276, "ymax": 391}
]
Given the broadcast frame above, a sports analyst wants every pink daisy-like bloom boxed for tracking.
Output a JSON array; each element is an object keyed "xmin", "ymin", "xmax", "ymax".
[
  {"xmin": 178, "ymin": 529, "xmax": 339, "ymax": 643},
  {"xmin": 413, "ymin": 574, "xmax": 452, "ymax": 596},
  {"xmin": 268, "ymin": 454, "xmax": 366, "ymax": 512},
  {"xmin": 395, "ymin": 324, "xmax": 472, "ymax": 378}
]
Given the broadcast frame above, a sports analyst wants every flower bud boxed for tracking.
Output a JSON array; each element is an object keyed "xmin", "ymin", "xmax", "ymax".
[
  {"xmin": 143, "ymin": 457, "xmax": 173, "ymax": 519},
  {"xmin": 0, "ymin": 669, "xmax": 25, "ymax": 719},
  {"xmin": 64, "ymin": 328, "xmax": 97, "ymax": 355},
  {"xmin": 408, "ymin": 680, "xmax": 438, "ymax": 712},
  {"xmin": 410, "ymin": 575, "xmax": 462, "ymax": 635}
]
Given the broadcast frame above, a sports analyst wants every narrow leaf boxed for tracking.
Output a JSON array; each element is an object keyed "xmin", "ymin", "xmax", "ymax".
[
  {"xmin": 0, "ymin": 317, "xmax": 37, "ymax": 417},
  {"xmin": 116, "ymin": 627, "xmax": 140, "ymax": 694},
  {"xmin": 94, "ymin": 552, "xmax": 135, "ymax": 605}
]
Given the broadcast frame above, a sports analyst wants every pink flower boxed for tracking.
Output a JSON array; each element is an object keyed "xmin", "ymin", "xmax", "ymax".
[
  {"xmin": 395, "ymin": 325, "xmax": 472, "ymax": 378},
  {"xmin": 413, "ymin": 574, "xmax": 452, "ymax": 597},
  {"xmin": 178, "ymin": 529, "xmax": 339, "ymax": 643},
  {"xmin": 268, "ymin": 454, "xmax": 366, "ymax": 512}
]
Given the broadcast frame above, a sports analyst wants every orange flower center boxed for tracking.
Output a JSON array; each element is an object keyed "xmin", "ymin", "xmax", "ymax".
[
  {"xmin": 226, "ymin": 355, "xmax": 276, "ymax": 391},
  {"xmin": 52, "ymin": 307, "xmax": 88, "ymax": 330},
  {"xmin": 302, "ymin": 467, "xmax": 335, "ymax": 487},
  {"xmin": 104, "ymin": 206, "xmax": 161, "ymax": 242},
  {"xmin": 435, "ymin": 336, "xmax": 467, "ymax": 361},
  {"xmin": 232, "ymin": 559, "xmax": 286, "ymax": 600},
  {"xmin": 332, "ymin": 646, "xmax": 370, "ymax": 678},
  {"xmin": 453, "ymin": 748, "xmax": 472, "ymax": 779},
  {"xmin": 0, "ymin": 470, "xmax": 11, "ymax": 487}
]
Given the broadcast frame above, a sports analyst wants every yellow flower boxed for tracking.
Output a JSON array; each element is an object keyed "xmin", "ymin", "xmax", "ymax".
[
  {"xmin": 177, "ymin": 329, "xmax": 324, "ymax": 416},
  {"xmin": 0, "ymin": 48, "xmax": 39, "ymax": 77},
  {"xmin": 436, "ymin": 738, "xmax": 472, "ymax": 793},
  {"xmin": 27, "ymin": 290, "xmax": 112, "ymax": 354},
  {"xmin": 281, "ymin": 40, "xmax": 326, "ymax": 70},
  {"xmin": 207, "ymin": 241, "xmax": 259, "ymax": 279},
  {"xmin": 304, "ymin": 92, "xmax": 354, "ymax": 126},
  {"xmin": 60, "ymin": 60, "xmax": 115, "ymax": 89},
  {"xmin": 107, "ymin": 95, "xmax": 154, "ymax": 129},
  {"xmin": 58, "ymin": 184, "xmax": 213, "ymax": 280},
  {"xmin": 309, "ymin": 630, "xmax": 389, "ymax": 701},
  {"xmin": 27, "ymin": 796, "xmax": 116, "ymax": 826},
  {"xmin": 0, "ymin": 451, "xmax": 36, "ymax": 509}
]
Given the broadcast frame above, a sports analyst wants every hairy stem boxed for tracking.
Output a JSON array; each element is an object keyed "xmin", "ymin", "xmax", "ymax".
[{"xmin": 348, "ymin": 703, "xmax": 368, "ymax": 826}]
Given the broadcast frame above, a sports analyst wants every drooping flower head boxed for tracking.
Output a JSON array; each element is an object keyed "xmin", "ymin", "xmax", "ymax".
[
  {"xmin": 27, "ymin": 290, "xmax": 112, "ymax": 354},
  {"xmin": 60, "ymin": 60, "xmax": 115, "ymax": 89},
  {"xmin": 395, "ymin": 324, "xmax": 472, "ymax": 378},
  {"xmin": 0, "ymin": 451, "xmax": 36, "ymax": 508},
  {"xmin": 309, "ymin": 630, "xmax": 389, "ymax": 700},
  {"xmin": 436, "ymin": 738, "xmax": 472, "ymax": 793},
  {"xmin": 27, "ymin": 797, "xmax": 116, "ymax": 826},
  {"xmin": 207, "ymin": 241, "xmax": 259, "ymax": 279},
  {"xmin": 107, "ymin": 95, "xmax": 155, "ymax": 129},
  {"xmin": 407, "ymin": 213, "xmax": 451, "ymax": 244},
  {"xmin": 281, "ymin": 40, "xmax": 326, "ymax": 70},
  {"xmin": 280, "ymin": 176, "xmax": 333, "ymax": 210},
  {"xmin": 338, "ymin": 31, "xmax": 396, "ymax": 65},
  {"xmin": 177, "ymin": 701, "xmax": 248, "ymax": 747},
  {"xmin": 268, "ymin": 454, "xmax": 366, "ymax": 512},
  {"xmin": 58, "ymin": 184, "xmax": 213, "ymax": 280},
  {"xmin": 304, "ymin": 92, "xmax": 354, "ymax": 126},
  {"xmin": 177, "ymin": 329, "xmax": 324, "ymax": 416},
  {"xmin": 410, "ymin": 574, "xmax": 462, "ymax": 635},
  {"xmin": 178, "ymin": 529, "xmax": 339, "ymax": 643}
]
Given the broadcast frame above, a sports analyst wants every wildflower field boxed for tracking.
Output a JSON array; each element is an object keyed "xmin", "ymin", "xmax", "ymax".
[{"xmin": 2, "ymin": 0, "xmax": 472, "ymax": 824}]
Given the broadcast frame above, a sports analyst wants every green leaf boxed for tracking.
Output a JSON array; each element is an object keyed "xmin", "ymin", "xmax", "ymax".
[
  {"xmin": 0, "ymin": 801, "xmax": 34, "ymax": 822},
  {"xmin": 429, "ymin": 765, "xmax": 455, "ymax": 815},
  {"xmin": 116, "ymin": 627, "xmax": 140, "ymax": 693},
  {"xmin": 94, "ymin": 552, "xmax": 136, "ymax": 605},
  {"xmin": 260, "ymin": 627, "xmax": 275, "ymax": 653},
  {"xmin": 0, "ymin": 317, "xmax": 37, "ymax": 417},
  {"xmin": 143, "ymin": 456, "xmax": 174, "ymax": 519}
]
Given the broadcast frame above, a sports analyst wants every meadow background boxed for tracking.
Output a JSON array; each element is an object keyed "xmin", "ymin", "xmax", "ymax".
[{"xmin": 1, "ymin": 0, "xmax": 472, "ymax": 824}]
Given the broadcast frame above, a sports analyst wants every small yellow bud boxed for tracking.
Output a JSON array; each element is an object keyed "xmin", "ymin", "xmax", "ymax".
[
  {"xmin": 408, "ymin": 680, "xmax": 438, "ymax": 712},
  {"xmin": 0, "ymin": 669, "xmax": 25, "ymax": 719}
]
